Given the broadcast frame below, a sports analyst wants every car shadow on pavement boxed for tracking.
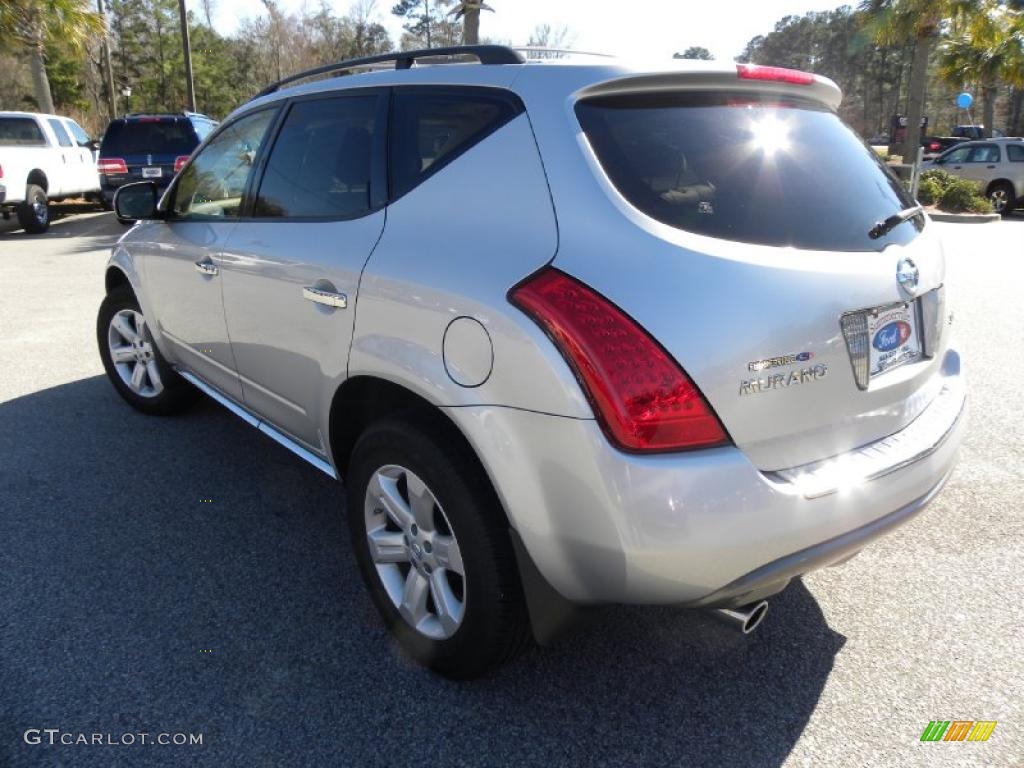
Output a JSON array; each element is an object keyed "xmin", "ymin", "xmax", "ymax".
[
  {"xmin": 0, "ymin": 209, "xmax": 121, "ymax": 244},
  {"xmin": 0, "ymin": 376, "xmax": 844, "ymax": 768}
]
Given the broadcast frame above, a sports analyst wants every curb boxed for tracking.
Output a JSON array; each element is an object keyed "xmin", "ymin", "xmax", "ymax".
[{"xmin": 928, "ymin": 211, "xmax": 1002, "ymax": 223}]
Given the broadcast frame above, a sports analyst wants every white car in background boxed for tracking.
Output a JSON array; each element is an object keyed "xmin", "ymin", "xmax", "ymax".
[
  {"xmin": 923, "ymin": 137, "xmax": 1024, "ymax": 215},
  {"xmin": 0, "ymin": 111, "xmax": 101, "ymax": 233}
]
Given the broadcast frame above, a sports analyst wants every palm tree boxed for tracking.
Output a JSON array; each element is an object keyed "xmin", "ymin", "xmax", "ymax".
[
  {"xmin": 860, "ymin": 0, "xmax": 980, "ymax": 160},
  {"xmin": 939, "ymin": 3, "xmax": 1024, "ymax": 136},
  {"xmin": 0, "ymin": 0, "xmax": 104, "ymax": 114}
]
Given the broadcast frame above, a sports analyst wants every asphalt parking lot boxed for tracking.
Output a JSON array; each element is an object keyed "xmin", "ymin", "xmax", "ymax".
[{"xmin": 1, "ymin": 210, "xmax": 1021, "ymax": 768}]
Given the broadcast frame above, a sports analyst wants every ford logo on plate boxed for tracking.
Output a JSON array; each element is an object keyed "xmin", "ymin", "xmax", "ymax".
[{"xmin": 873, "ymin": 321, "xmax": 911, "ymax": 352}]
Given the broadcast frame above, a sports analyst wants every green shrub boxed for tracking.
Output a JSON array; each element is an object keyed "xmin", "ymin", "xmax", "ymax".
[
  {"xmin": 919, "ymin": 168, "xmax": 959, "ymax": 190},
  {"xmin": 938, "ymin": 177, "xmax": 992, "ymax": 214},
  {"xmin": 916, "ymin": 176, "xmax": 943, "ymax": 205},
  {"xmin": 965, "ymin": 194, "xmax": 994, "ymax": 214}
]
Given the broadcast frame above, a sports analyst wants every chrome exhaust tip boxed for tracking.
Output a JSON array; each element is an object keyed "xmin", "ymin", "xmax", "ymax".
[{"xmin": 708, "ymin": 600, "xmax": 768, "ymax": 634}]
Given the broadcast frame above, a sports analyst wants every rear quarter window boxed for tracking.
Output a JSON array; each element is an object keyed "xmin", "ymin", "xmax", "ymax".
[
  {"xmin": 389, "ymin": 87, "xmax": 522, "ymax": 200},
  {"xmin": 1007, "ymin": 144, "xmax": 1024, "ymax": 162},
  {"xmin": 0, "ymin": 117, "xmax": 46, "ymax": 146},
  {"xmin": 576, "ymin": 92, "xmax": 922, "ymax": 252}
]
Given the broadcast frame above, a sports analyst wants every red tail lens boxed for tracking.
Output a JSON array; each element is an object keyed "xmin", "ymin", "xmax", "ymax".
[
  {"xmin": 0, "ymin": 163, "xmax": 4, "ymax": 179},
  {"xmin": 929, "ymin": 141, "xmax": 941, "ymax": 151},
  {"xmin": 736, "ymin": 64, "xmax": 815, "ymax": 85},
  {"xmin": 511, "ymin": 268, "xmax": 728, "ymax": 452},
  {"xmin": 98, "ymin": 157, "xmax": 128, "ymax": 175},
  {"xmin": 174, "ymin": 155, "xmax": 190, "ymax": 173}
]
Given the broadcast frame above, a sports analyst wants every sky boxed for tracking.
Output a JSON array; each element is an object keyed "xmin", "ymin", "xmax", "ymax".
[{"xmin": 204, "ymin": 0, "xmax": 848, "ymax": 61}]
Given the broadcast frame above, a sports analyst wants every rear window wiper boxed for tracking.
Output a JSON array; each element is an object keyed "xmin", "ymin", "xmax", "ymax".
[{"xmin": 868, "ymin": 205, "xmax": 924, "ymax": 240}]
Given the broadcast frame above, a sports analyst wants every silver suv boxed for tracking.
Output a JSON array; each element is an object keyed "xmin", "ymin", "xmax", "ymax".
[
  {"xmin": 924, "ymin": 137, "xmax": 1024, "ymax": 214},
  {"xmin": 98, "ymin": 46, "xmax": 966, "ymax": 679}
]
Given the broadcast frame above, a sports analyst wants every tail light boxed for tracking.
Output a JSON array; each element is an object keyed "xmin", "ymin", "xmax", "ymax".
[
  {"xmin": 98, "ymin": 158, "xmax": 127, "ymax": 175},
  {"xmin": 174, "ymin": 155, "xmax": 190, "ymax": 173},
  {"xmin": 510, "ymin": 268, "xmax": 728, "ymax": 452},
  {"xmin": 0, "ymin": 163, "xmax": 4, "ymax": 179},
  {"xmin": 736, "ymin": 64, "xmax": 815, "ymax": 85},
  {"xmin": 929, "ymin": 141, "xmax": 941, "ymax": 151}
]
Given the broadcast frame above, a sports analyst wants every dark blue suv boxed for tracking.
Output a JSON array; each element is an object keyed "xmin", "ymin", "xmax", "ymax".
[{"xmin": 97, "ymin": 112, "xmax": 217, "ymax": 207}]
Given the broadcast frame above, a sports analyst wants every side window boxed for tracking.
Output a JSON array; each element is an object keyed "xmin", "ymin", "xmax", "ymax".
[
  {"xmin": 171, "ymin": 109, "xmax": 277, "ymax": 220},
  {"xmin": 967, "ymin": 144, "xmax": 999, "ymax": 163},
  {"xmin": 389, "ymin": 88, "xmax": 522, "ymax": 199},
  {"xmin": 1008, "ymin": 144, "xmax": 1024, "ymax": 162},
  {"xmin": 939, "ymin": 146, "xmax": 970, "ymax": 165},
  {"xmin": 193, "ymin": 119, "xmax": 216, "ymax": 141},
  {"xmin": 254, "ymin": 95, "xmax": 379, "ymax": 218},
  {"xmin": 65, "ymin": 120, "xmax": 92, "ymax": 147},
  {"xmin": 47, "ymin": 118, "xmax": 73, "ymax": 147},
  {"xmin": 0, "ymin": 117, "xmax": 45, "ymax": 146}
]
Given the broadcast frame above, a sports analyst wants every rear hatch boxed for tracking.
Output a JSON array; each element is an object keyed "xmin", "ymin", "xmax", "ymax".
[
  {"xmin": 99, "ymin": 117, "xmax": 197, "ymax": 187},
  {"xmin": 561, "ymin": 70, "xmax": 948, "ymax": 470}
]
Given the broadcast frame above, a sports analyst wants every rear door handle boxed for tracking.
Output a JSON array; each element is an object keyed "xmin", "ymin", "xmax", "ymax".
[
  {"xmin": 302, "ymin": 286, "xmax": 347, "ymax": 309},
  {"xmin": 986, "ymin": 165, "xmax": 996, "ymax": 169},
  {"xmin": 194, "ymin": 260, "xmax": 218, "ymax": 276}
]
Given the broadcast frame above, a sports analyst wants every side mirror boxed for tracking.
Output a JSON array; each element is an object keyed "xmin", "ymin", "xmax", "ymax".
[
  {"xmin": 114, "ymin": 181, "xmax": 160, "ymax": 224},
  {"xmin": 89, "ymin": 139, "xmax": 101, "ymax": 152}
]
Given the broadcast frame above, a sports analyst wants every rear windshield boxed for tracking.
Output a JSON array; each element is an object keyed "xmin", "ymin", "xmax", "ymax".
[
  {"xmin": 576, "ymin": 93, "xmax": 922, "ymax": 252},
  {"xmin": 0, "ymin": 117, "xmax": 46, "ymax": 146},
  {"xmin": 101, "ymin": 119, "xmax": 196, "ymax": 156}
]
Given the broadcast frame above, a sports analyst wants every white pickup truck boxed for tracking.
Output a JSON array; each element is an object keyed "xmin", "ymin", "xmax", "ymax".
[{"xmin": 0, "ymin": 111, "xmax": 101, "ymax": 233}]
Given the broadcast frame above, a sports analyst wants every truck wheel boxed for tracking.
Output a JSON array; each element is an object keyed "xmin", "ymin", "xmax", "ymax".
[
  {"xmin": 17, "ymin": 184, "xmax": 50, "ymax": 234},
  {"xmin": 347, "ymin": 418, "xmax": 531, "ymax": 679}
]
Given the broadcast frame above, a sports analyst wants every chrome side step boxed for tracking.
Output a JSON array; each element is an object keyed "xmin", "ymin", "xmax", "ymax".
[
  {"xmin": 256, "ymin": 421, "xmax": 337, "ymax": 479},
  {"xmin": 177, "ymin": 369, "xmax": 338, "ymax": 480}
]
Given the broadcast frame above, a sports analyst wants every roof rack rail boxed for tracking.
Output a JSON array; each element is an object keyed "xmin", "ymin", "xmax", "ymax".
[
  {"xmin": 122, "ymin": 112, "xmax": 208, "ymax": 118},
  {"xmin": 513, "ymin": 46, "xmax": 615, "ymax": 59},
  {"xmin": 251, "ymin": 44, "xmax": 525, "ymax": 100}
]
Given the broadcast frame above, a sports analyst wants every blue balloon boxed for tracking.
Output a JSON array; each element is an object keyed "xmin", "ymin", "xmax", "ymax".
[{"xmin": 957, "ymin": 92, "xmax": 973, "ymax": 109}]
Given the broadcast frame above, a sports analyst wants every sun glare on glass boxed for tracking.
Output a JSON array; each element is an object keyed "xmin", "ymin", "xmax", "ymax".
[{"xmin": 749, "ymin": 115, "xmax": 791, "ymax": 156}]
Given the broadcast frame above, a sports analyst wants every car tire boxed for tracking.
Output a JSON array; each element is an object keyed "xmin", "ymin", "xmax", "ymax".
[
  {"xmin": 96, "ymin": 286, "xmax": 199, "ymax": 416},
  {"xmin": 987, "ymin": 181, "xmax": 1015, "ymax": 216},
  {"xmin": 347, "ymin": 418, "xmax": 531, "ymax": 679},
  {"xmin": 17, "ymin": 184, "xmax": 49, "ymax": 234}
]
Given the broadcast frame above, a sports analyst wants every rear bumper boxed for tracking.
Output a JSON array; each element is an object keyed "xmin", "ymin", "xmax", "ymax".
[
  {"xmin": 688, "ymin": 465, "xmax": 954, "ymax": 608},
  {"xmin": 445, "ymin": 346, "xmax": 966, "ymax": 606}
]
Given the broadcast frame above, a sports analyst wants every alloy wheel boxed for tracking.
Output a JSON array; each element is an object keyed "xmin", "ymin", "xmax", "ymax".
[
  {"xmin": 107, "ymin": 309, "xmax": 163, "ymax": 398},
  {"xmin": 990, "ymin": 188, "xmax": 1009, "ymax": 213},
  {"xmin": 364, "ymin": 464, "xmax": 466, "ymax": 640}
]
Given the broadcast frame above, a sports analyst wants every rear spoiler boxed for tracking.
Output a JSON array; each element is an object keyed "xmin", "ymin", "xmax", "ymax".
[{"xmin": 574, "ymin": 64, "xmax": 842, "ymax": 111}]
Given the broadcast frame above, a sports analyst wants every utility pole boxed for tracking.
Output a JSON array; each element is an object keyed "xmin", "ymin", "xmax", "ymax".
[
  {"xmin": 177, "ymin": 0, "xmax": 197, "ymax": 111},
  {"xmin": 97, "ymin": 0, "xmax": 118, "ymax": 118},
  {"xmin": 424, "ymin": 0, "xmax": 431, "ymax": 47}
]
